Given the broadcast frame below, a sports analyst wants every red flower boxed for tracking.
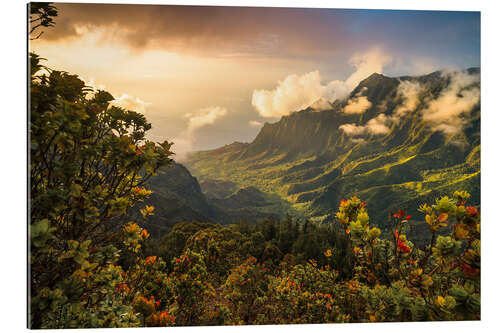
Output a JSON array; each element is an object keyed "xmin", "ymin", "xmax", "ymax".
[
  {"xmin": 395, "ymin": 231, "xmax": 410, "ymax": 253},
  {"xmin": 466, "ymin": 206, "xmax": 479, "ymax": 217},
  {"xmin": 394, "ymin": 209, "xmax": 406, "ymax": 219},
  {"xmin": 145, "ymin": 256, "xmax": 157, "ymax": 264},
  {"xmin": 397, "ymin": 240, "xmax": 411, "ymax": 253},
  {"xmin": 115, "ymin": 282, "xmax": 128, "ymax": 292},
  {"xmin": 394, "ymin": 230, "xmax": 399, "ymax": 240}
]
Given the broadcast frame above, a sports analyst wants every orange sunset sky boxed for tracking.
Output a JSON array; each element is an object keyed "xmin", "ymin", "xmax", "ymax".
[{"xmin": 29, "ymin": 2, "xmax": 480, "ymax": 159}]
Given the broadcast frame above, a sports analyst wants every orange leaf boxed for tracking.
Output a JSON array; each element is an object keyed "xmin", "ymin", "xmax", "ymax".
[{"xmin": 437, "ymin": 213, "xmax": 448, "ymax": 223}]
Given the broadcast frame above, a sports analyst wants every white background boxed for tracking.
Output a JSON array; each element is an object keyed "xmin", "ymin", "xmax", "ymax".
[{"xmin": 2, "ymin": 0, "xmax": 499, "ymax": 331}]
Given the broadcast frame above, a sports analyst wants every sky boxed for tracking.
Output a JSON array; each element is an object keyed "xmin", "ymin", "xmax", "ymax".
[{"xmin": 29, "ymin": 2, "xmax": 480, "ymax": 160}]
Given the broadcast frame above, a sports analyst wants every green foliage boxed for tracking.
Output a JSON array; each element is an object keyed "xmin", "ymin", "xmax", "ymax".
[
  {"xmin": 29, "ymin": 52, "xmax": 173, "ymax": 328},
  {"xmin": 169, "ymin": 249, "xmax": 214, "ymax": 325},
  {"xmin": 186, "ymin": 225, "xmax": 266, "ymax": 283},
  {"xmin": 222, "ymin": 257, "xmax": 270, "ymax": 324},
  {"xmin": 264, "ymin": 262, "xmax": 346, "ymax": 324}
]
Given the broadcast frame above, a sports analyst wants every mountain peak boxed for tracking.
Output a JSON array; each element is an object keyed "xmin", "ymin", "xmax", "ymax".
[
  {"xmin": 309, "ymin": 98, "xmax": 333, "ymax": 111},
  {"xmin": 358, "ymin": 72, "xmax": 392, "ymax": 86},
  {"xmin": 366, "ymin": 72, "xmax": 386, "ymax": 80},
  {"xmin": 350, "ymin": 72, "xmax": 399, "ymax": 99}
]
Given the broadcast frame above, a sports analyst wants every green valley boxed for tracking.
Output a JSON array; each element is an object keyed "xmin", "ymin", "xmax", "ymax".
[{"xmin": 184, "ymin": 69, "xmax": 480, "ymax": 233}]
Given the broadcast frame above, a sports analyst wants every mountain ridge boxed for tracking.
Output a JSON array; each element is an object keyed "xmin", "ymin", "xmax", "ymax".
[{"xmin": 184, "ymin": 67, "xmax": 480, "ymax": 232}]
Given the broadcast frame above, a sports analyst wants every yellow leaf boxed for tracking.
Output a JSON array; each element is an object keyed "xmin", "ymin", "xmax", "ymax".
[
  {"xmin": 455, "ymin": 224, "xmax": 469, "ymax": 239},
  {"xmin": 435, "ymin": 296, "xmax": 445, "ymax": 307}
]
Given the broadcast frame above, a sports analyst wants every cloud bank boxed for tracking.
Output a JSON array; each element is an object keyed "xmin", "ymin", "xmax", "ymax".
[
  {"xmin": 340, "ymin": 69, "xmax": 480, "ymax": 138},
  {"xmin": 421, "ymin": 70, "xmax": 480, "ymax": 134},
  {"xmin": 185, "ymin": 106, "xmax": 228, "ymax": 133},
  {"xmin": 251, "ymin": 49, "xmax": 391, "ymax": 118},
  {"xmin": 343, "ymin": 89, "xmax": 372, "ymax": 114},
  {"xmin": 39, "ymin": 3, "xmax": 360, "ymax": 58},
  {"xmin": 172, "ymin": 106, "xmax": 228, "ymax": 160},
  {"xmin": 251, "ymin": 71, "xmax": 326, "ymax": 118},
  {"xmin": 84, "ymin": 77, "xmax": 152, "ymax": 115},
  {"xmin": 343, "ymin": 96, "xmax": 371, "ymax": 114},
  {"xmin": 111, "ymin": 93, "xmax": 151, "ymax": 115},
  {"xmin": 309, "ymin": 98, "xmax": 333, "ymax": 111},
  {"xmin": 339, "ymin": 114, "xmax": 391, "ymax": 136},
  {"xmin": 393, "ymin": 80, "xmax": 423, "ymax": 118}
]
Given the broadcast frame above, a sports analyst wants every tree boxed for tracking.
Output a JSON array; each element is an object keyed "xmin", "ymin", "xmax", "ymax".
[
  {"xmin": 29, "ymin": 52, "xmax": 174, "ymax": 328},
  {"xmin": 29, "ymin": 2, "xmax": 58, "ymax": 40}
]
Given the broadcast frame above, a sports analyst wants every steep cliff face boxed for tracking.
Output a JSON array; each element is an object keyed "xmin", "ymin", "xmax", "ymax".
[
  {"xmin": 128, "ymin": 162, "xmax": 216, "ymax": 237},
  {"xmin": 185, "ymin": 68, "xmax": 480, "ymax": 229},
  {"xmin": 148, "ymin": 162, "xmax": 214, "ymax": 217},
  {"xmin": 133, "ymin": 162, "xmax": 286, "ymax": 236}
]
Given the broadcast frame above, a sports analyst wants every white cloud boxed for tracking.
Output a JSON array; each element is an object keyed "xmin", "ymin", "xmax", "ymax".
[
  {"xmin": 310, "ymin": 98, "xmax": 333, "ymax": 111},
  {"xmin": 249, "ymin": 120, "xmax": 263, "ymax": 127},
  {"xmin": 185, "ymin": 106, "xmax": 228, "ymax": 133},
  {"xmin": 365, "ymin": 114, "xmax": 392, "ymax": 134},
  {"xmin": 421, "ymin": 70, "xmax": 480, "ymax": 135},
  {"xmin": 85, "ymin": 77, "xmax": 106, "ymax": 91},
  {"xmin": 251, "ymin": 71, "xmax": 326, "ymax": 118},
  {"xmin": 339, "ymin": 69, "xmax": 480, "ymax": 138},
  {"xmin": 111, "ymin": 93, "xmax": 151, "ymax": 114},
  {"xmin": 343, "ymin": 96, "xmax": 371, "ymax": 114},
  {"xmin": 172, "ymin": 106, "xmax": 228, "ymax": 160},
  {"xmin": 339, "ymin": 123, "xmax": 365, "ymax": 136},
  {"xmin": 342, "ymin": 49, "xmax": 393, "ymax": 92},
  {"xmin": 339, "ymin": 79, "xmax": 420, "ymax": 137},
  {"xmin": 351, "ymin": 138, "xmax": 366, "ymax": 144},
  {"xmin": 343, "ymin": 88, "xmax": 372, "ymax": 114},
  {"xmin": 251, "ymin": 48, "xmax": 392, "ymax": 118},
  {"xmin": 392, "ymin": 80, "xmax": 424, "ymax": 120},
  {"xmin": 83, "ymin": 77, "xmax": 152, "ymax": 115},
  {"xmin": 340, "ymin": 113, "xmax": 391, "ymax": 136}
]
